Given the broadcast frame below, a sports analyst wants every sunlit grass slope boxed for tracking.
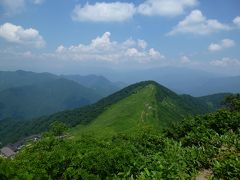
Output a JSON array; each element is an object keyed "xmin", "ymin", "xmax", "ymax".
[
  {"xmin": 70, "ymin": 81, "xmax": 213, "ymax": 139},
  {"xmin": 71, "ymin": 84, "xmax": 158, "ymax": 138}
]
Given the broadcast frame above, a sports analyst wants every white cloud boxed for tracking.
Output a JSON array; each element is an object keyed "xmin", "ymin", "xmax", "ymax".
[
  {"xmin": 71, "ymin": 0, "xmax": 199, "ymax": 22},
  {"xmin": 208, "ymin": 39, "xmax": 235, "ymax": 52},
  {"xmin": 233, "ymin": 16, "xmax": 240, "ymax": 27},
  {"xmin": 56, "ymin": 45, "xmax": 65, "ymax": 53},
  {"xmin": 0, "ymin": 0, "xmax": 44, "ymax": 15},
  {"xmin": 126, "ymin": 48, "xmax": 144, "ymax": 57},
  {"xmin": 137, "ymin": 39, "xmax": 147, "ymax": 49},
  {"xmin": 0, "ymin": 0, "xmax": 25, "ymax": 15},
  {"xmin": 149, "ymin": 48, "xmax": 164, "ymax": 59},
  {"xmin": 222, "ymin": 39, "xmax": 235, "ymax": 47},
  {"xmin": 90, "ymin": 32, "xmax": 115, "ymax": 49},
  {"xmin": 210, "ymin": 57, "xmax": 240, "ymax": 67},
  {"xmin": 0, "ymin": 22, "xmax": 45, "ymax": 48},
  {"xmin": 137, "ymin": 0, "xmax": 198, "ymax": 17},
  {"xmin": 208, "ymin": 44, "xmax": 221, "ymax": 52},
  {"xmin": 55, "ymin": 32, "xmax": 164, "ymax": 63},
  {"xmin": 168, "ymin": 10, "xmax": 231, "ymax": 35},
  {"xmin": 71, "ymin": 2, "xmax": 136, "ymax": 22},
  {"xmin": 180, "ymin": 56, "xmax": 191, "ymax": 64}
]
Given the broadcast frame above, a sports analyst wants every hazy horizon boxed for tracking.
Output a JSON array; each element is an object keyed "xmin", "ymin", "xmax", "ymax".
[{"xmin": 0, "ymin": 0, "xmax": 240, "ymax": 76}]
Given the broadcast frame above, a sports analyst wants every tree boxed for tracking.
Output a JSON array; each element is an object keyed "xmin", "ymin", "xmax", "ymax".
[
  {"xmin": 49, "ymin": 121, "xmax": 68, "ymax": 136},
  {"xmin": 223, "ymin": 94, "xmax": 240, "ymax": 112}
]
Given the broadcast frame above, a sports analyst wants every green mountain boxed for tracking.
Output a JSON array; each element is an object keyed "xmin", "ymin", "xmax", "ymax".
[
  {"xmin": 70, "ymin": 81, "xmax": 221, "ymax": 138},
  {"xmin": 197, "ymin": 93, "xmax": 231, "ymax": 110},
  {"xmin": 0, "ymin": 70, "xmax": 58, "ymax": 92},
  {"xmin": 0, "ymin": 81, "xmax": 227, "ymax": 146},
  {"xmin": 62, "ymin": 74, "xmax": 124, "ymax": 97},
  {"xmin": 0, "ymin": 72, "xmax": 102, "ymax": 120}
]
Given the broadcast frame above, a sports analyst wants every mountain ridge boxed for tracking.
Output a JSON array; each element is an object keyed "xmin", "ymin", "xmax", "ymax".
[
  {"xmin": 0, "ymin": 81, "xmax": 229, "ymax": 146},
  {"xmin": 71, "ymin": 81, "xmax": 223, "ymax": 138},
  {"xmin": 62, "ymin": 74, "xmax": 122, "ymax": 97},
  {"xmin": 0, "ymin": 71, "xmax": 102, "ymax": 120},
  {"xmin": 0, "ymin": 70, "xmax": 58, "ymax": 92}
]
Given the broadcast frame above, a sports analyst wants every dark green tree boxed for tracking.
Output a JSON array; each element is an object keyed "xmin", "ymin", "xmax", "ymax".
[
  {"xmin": 223, "ymin": 94, "xmax": 240, "ymax": 112},
  {"xmin": 49, "ymin": 121, "xmax": 68, "ymax": 136}
]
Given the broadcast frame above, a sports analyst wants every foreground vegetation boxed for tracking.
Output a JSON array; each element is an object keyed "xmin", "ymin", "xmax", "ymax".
[{"xmin": 0, "ymin": 95, "xmax": 239, "ymax": 179}]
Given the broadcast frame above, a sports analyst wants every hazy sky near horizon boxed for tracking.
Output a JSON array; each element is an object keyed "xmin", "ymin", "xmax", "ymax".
[{"xmin": 0, "ymin": 0, "xmax": 240, "ymax": 75}]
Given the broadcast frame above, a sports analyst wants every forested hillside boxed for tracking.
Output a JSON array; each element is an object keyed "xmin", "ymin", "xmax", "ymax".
[
  {"xmin": 0, "ymin": 70, "xmax": 122, "ymax": 121},
  {"xmin": 0, "ymin": 78, "xmax": 101, "ymax": 120},
  {"xmin": 0, "ymin": 70, "xmax": 58, "ymax": 91}
]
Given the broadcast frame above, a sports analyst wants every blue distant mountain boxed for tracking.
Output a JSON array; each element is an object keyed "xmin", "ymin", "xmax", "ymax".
[{"xmin": 0, "ymin": 71, "xmax": 103, "ymax": 120}]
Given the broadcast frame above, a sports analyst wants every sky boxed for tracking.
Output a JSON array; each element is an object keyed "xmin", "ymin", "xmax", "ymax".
[{"xmin": 0, "ymin": 0, "xmax": 240, "ymax": 75}]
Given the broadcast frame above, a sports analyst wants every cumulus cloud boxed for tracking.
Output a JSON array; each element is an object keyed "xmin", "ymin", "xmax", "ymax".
[
  {"xmin": 71, "ymin": 0, "xmax": 199, "ymax": 22},
  {"xmin": 137, "ymin": 39, "xmax": 148, "ymax": 49},
  {"xmin": 210, "ymin": 57, "xmax": 240, "ymax": 67},
  {"xmin": 168, "ymin": 10, "xmax": 231, "ymax": 35},
  {"xmin": 0, "ymin": 22, "xmax": 45, "ymax": 48},
  {"xmin": 180, "ymin": 56, "xmax": 191, "ymax": 64},
  {"xmin": 137, "ymin": 0, "xmax": 198, "ymax": 17},
  {"xmin": 0, "ymin": 0, "xmax": 44, "ymax": 15},
  {"xmin": 208, "ymin": 39, "xmax": 235, "ymax": 52},
  {"xmin": 71, "ymin": 2, "xmax": 136, "ymax": 22},
  {"xmin": 233, "ymin": 16, "xmax": 240, "ymax": 27},
  {"xmin": 55, "ymin": 32, "xmax": 164, "ymax": 63}
]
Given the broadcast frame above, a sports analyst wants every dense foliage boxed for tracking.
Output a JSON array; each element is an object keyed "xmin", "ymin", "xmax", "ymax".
[
  {"xmin": 0, "ymin": 95, "xmax": 239, "ymax": 179},
  {"xmin": 198, "ymin": 93, "xmax": 231, "ymax": 110}
]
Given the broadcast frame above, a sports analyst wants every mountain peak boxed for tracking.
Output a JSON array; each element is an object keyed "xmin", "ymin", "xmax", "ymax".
[{"xmin": 70, "ymin": 80, "xmax": 211, "ymax": 137}]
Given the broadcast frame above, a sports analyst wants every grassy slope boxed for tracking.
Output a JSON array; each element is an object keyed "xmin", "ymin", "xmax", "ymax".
[
  {"xmin": 0, "ymin": 81, "xmax": 154, "ymax": 146},
  {"xmin": 71, "ymin": 84, "xmax": 158, "ymax": 138},
  {"xmin": 70, "ymin": 82, "xmax": 215, "ymax": 139}
]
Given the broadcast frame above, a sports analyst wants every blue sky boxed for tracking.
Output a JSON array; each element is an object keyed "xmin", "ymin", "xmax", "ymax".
[{"xmin": 0, "ymin": 0, "xmax": 240, "ymax": 75}]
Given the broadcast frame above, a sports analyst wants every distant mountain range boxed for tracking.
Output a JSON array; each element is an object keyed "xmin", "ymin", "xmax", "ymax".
[
  {"xmin": 0, "ymin": 81, "xmax": 229, "ymax": 146},
  {"xmin": 0, "ymin": 69, "xmax": 238, "ymax": 122},
  {"xmin": 0, "ymin": 78, "xmax": 101, "ymax": 120},
  {"xmin": 0, "ymin": 69, "xmax": 238, "ymax": 146},
  {"xmin": 99, "ymin": 67, "xmax": 240, "ymax": 96},
  {"xmin": 62, "ymin": 74, "xmax": 124, "ymax": 97},
  {"xmin": 0, "ymin": 70, "xmax": 58, "ymax": 92},
  {"xmin": 188, "ymin": 76, "xmax": 240, "ymax": 96},
  {"xmin": 0, "ymin": 70, "xmax": 121, "ymax": 121}
]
